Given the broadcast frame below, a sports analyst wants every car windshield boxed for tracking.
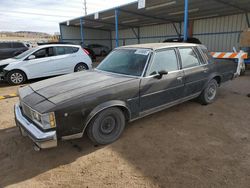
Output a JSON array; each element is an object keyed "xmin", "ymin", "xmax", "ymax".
[
  {"xmin": 97, "ymin": 49, "xmax": 150, "ymax": 77},
  {"xmin": 13, "ymin": 48, "xmax": 37, "ymax": 59}
]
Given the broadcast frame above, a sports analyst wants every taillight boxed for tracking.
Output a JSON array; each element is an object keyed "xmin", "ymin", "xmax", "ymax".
[{"xmin": 82, "ymin": 48, "xmax": 90, "ymax": 55}]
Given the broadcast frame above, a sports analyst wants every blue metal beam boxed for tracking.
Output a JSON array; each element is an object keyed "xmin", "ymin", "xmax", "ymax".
[
  {"xmin": 184, "ymin": 0, "xmax": 189, "ymax": 41},
  {"xmin": 115, "ymin": 8, "xmax": 119, "ymax": 47},
  {"xmin": 80, "ymin": 18, "xmax": 84, "ymax": 46}
]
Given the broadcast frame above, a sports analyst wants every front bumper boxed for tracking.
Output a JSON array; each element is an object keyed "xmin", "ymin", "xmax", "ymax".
[{"xmin": 14, "ymin": 104, "xmax": 57, "ymax": 149}]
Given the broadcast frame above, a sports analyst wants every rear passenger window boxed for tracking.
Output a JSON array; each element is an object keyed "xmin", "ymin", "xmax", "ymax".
[
  {"xmin": 56, "ymin": 47, "xmax": 65, "ymax": 55},
  {"xmin": 64, "ymin": 47, "xmax": 74, "ymax": 54},
  {"xmin": 72, "ymin": 47, "xmax": 79, "ymax": 53},
  {"xmin": 148, "ymin": 49, "xmax": 178, "ymax": 75},
  {"xmin": 179, "ymin": 48, "xmax": 200, "ymax": 69}
]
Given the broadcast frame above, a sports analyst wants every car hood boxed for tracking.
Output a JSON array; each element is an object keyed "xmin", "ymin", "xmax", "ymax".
[
  {"xmin": 29, "ymin": 70, "xmax": 137, "ymax": 105},
  {"xmin": 0, "ymin": 58, "xmax": 20, "ymax": 66}
]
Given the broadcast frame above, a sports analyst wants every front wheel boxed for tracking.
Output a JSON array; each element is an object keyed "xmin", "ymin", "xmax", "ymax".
[
  {"xmin": 6, "ymin": 70, "xmax": 27, "ymax": 85},
  {"xmin": 87, "ymin": 107, "xmax": 126, "ymax": 145},
  {"xmin": 198, "ymin": 79, "xmax": 218, "ymax": 105}
]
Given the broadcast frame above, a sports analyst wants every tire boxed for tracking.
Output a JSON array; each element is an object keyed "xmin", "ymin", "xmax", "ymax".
[
  {"xmin": 74, "ymin": 63, "xmax": 88, "ymax": 72},
  {"xmin": 87, "ymin": 107, "xmax": 126, "ymax": 145},
  {"xmin": 6, "ymin": 70, "xmax": 27, "ymax": 85},
  {"xmin": 198, "ymin": 79, "xmax": 218, "ymax": 105}
]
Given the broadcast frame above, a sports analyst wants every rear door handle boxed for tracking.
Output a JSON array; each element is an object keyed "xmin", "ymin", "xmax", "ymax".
[{"xmin": 203, "ymin": 68, "xmax": 209, "ymax": 73}]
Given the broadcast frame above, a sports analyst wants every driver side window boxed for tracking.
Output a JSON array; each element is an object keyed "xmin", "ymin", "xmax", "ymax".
[
  {"xmin": 32, "ymin": 47, "xmax": 54, "ymax": 59},
  {"xmin": 148, "ymin": 49, "xmax": 179, "ymax": 76}
]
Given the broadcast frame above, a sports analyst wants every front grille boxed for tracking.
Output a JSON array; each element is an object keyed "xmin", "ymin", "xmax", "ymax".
[{"xmin": 21, "ymin": 102, "xmax": 33, "ymax": 120}]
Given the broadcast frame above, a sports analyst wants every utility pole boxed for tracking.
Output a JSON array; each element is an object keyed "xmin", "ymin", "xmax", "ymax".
[{"xmin": 83, "ymin": 0, "xmax": 87, "ymax": 16}]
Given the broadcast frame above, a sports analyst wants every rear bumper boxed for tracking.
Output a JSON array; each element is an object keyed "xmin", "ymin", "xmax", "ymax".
[{"xmin": 14, "ymin": 104, "xmax": 57, "ymax": 149}]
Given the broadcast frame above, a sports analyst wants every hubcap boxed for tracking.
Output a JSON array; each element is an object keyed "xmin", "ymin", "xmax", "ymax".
[
  {"xmin": 207, "ymin": 84, "xmax": 216, "ymax": 101},
  {"xmin": 10, "ymin": 73, "xmax": 23, "ymax": 84},
  {"xmin": 100, "ymin": 116, "xmax": 116, "ymax": 134},
  {"xmin": 76, "ymin": 65, "xmax": 86, "ymax": 72}
]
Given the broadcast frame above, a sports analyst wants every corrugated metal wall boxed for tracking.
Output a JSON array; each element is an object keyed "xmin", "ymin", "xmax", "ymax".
[
  {"xmin": 60, "ymin": 25, "xmax": 111, "ymax": 48},
  {"xmin": 193, "ymin": 14, "xmax": 249, "ymax": 51},
  {"xmin": 61, "ymin": 13, "xmax": 249, "ymax": 52},
  {"xmin": 110, "ymin": 13, "xmax": 249, "ymax": 51}
]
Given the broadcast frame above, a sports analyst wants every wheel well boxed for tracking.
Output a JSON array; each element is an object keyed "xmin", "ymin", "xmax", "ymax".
[
  {"xmin": 75, "ymin": 62, "xmax": 89, "ymax": 70},
  {"xmin": 6, "ymin": 69, "xmax": 27, "ymax": 79},
  {"xmin": 84, "ymin": 105, "xmax": 131, "ymax": 132},
  {"xmin": 213, "ymin": 76, "xmax": 221, "ymax": 85}
]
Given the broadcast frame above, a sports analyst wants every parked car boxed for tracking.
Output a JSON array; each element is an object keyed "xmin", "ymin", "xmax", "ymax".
[
  {"xmin": 38, "ymin": 42, "xmax": 96, "ymax": 61},
  {"xmin": 87, "ymin": 44, "xmax": 110, "ymax": 56},
  {"xmin": 0, "ymin": 44, "xmax": 92, "ymax": 85},
  {"xmin": 15, "ymin": 43, "xmax": 237, "ymax": 150},
  {"xmin": 164, "ymin": 37, "xmax": 202, "ymax": 44},
  {"xmin": 0, "ymin": 42, "xmax": 29, "ymax": 60}
]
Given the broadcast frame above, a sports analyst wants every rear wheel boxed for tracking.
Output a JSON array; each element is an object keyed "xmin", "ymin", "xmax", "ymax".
[
  {"xmin": 6, "ymin": 70, "xmax": 26, "ymax": 85},
  {"xmin": 74, "ymin": 63, "xmax": 88, "ymax": 72},
  {"xmin": 198, "ymin": 79, "xmax": 218, "ymax": 105},
  {"xmin": 87, "ymin": 107, "xmax": 126, "ymax": 145}
]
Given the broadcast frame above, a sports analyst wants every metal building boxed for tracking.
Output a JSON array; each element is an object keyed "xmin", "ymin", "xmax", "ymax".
[{"xmin": 59, "ymin": 0, "xmax": 250, "ymax": 52}]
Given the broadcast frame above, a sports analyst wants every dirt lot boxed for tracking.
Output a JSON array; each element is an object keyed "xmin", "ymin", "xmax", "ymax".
[{"xmin": 0, "ymin": 72, "xmax": 250, "ymax": 188}]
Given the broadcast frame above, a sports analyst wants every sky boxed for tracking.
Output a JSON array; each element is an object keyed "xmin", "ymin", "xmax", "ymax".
[{"xmin": 0, "ymin": 0, "xmax": 136, "ymax": 34}]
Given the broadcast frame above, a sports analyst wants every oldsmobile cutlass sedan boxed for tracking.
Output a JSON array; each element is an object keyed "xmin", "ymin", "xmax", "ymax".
[{"xmin": 15, "ymin": 43, "xmax": 237, "ymax": 150}]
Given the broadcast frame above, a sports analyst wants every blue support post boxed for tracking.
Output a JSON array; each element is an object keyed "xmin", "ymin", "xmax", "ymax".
[
  {"xmin": 80, "ymin": 18, "xmax": 84, "ymax": 46},
  {"xmin": 59, "ymin": 24, "xmax": 63, "ymax": 42},
  {"xmin": 184, "ymin": 0, "xmax": 189, "ymax": 42},
  {"xmin": 115, "ymin": 8, "xmax": 119, "ymax": 47}
]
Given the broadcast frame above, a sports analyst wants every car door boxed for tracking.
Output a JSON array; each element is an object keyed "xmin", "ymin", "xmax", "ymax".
[
  {"xmin": 178, "ymin": 47, "xmax": 209, "ymax": 97},
  {"xmin": 48, "ymin": 46, "xmax": 74, "ymax": 75},
  {"xmin": 140, "ymin": 48, "xmax": 185, "ymax": 113},
  {"xmin": 24, "ymin": 47, "xmax": 54, "ymax": 78}
]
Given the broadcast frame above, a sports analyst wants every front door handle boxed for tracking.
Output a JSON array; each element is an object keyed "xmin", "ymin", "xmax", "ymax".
[{"xmin": 177, "ymin": 76, "xmax": 183, "ymax": 81}]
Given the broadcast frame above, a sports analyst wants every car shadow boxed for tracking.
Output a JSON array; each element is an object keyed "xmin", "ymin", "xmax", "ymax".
[
  {"xmin": 0, "ymin": 101, "xmax": 197, "ymax": 187},
  {"xmin": 0, "ymin": 126, "xmax": 103, "ymax": 187}
]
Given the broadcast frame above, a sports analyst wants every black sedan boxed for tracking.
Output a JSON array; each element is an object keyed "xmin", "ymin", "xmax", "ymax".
[{"xmin": 15, "ymin": 43, "xmax": 237, "ymax": 150}]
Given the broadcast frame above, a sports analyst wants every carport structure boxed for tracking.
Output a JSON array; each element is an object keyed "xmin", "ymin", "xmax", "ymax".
[{"xmin": 59, "ymin": 0, "xmax": 250, "ymax": 51}]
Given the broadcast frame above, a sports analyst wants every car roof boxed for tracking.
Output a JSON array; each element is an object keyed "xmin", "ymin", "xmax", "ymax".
[
  {"xmin": 37, "ymin": 44, "xmax": 80, "ymax": 48},
  {"xmin": 119, "ymin": 43, "xmax": 200, "ymax": 50}
]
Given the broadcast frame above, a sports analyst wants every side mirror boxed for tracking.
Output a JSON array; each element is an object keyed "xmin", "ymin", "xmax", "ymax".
[
  {"xmin": 154, "ymin": 70, "xmax": 168, "ymax": 79},
  {"xmin": 28, "ymin": 55, "xmax": 35, "ymax": 60}
]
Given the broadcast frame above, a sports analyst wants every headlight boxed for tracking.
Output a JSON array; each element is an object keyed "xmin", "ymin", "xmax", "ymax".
[{"xmin": 32, "ymin": 111, "xmax": 56, "ymax": 129}]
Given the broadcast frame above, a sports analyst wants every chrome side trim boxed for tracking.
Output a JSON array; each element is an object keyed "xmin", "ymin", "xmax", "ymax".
[
  {"xmin": 15, "ymin": 104, "xmax": 57, "ymax": 148},
  {"xmin": 131, "ymin": 92, "xmax": 200, "ymax": 122}
]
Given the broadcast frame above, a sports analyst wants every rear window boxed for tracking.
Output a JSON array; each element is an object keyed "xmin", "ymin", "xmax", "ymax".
[
  {"xmin": 0, "ymin": 43, "xmax": 11, "ymax": 48},
  {"xmin": 12, "ymin": 42, "xmax": 25, "ymax": 48}
]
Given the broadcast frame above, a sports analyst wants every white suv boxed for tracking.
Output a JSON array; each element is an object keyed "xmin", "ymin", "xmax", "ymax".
[{"xmin": 0, "ymin": 44, "xmax": 92, "ymax": 85}]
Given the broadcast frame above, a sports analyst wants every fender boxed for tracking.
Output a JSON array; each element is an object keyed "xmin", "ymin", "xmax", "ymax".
[
  {"xmin": 4, "ymin": 65, "xmax": 30, "ymax": 79},
  {"xmin": 83, "ymin": 100, "xmax": 131, "ymax": 132},
  {"xmin": 202, "ymin": 72, "xmax": 222, "ymax": 91}
]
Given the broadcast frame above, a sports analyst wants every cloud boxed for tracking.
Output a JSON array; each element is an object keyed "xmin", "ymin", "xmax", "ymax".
[{"xmin": 0, "ymin": 0, "xmax": 136, "ymax": 34}]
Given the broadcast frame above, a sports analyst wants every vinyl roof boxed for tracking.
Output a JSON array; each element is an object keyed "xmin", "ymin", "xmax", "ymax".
[{"xmin": 60, "ymin": 0, "xmax": 250, "ymax": 31}]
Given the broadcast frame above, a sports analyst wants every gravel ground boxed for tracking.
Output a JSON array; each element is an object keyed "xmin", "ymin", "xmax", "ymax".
[{"xmin": 0, "ymin": 71, "xmax": 250, "ymax": 188}]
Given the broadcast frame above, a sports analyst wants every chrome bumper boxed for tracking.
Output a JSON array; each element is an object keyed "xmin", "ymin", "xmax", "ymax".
[{"xmin": 14, "ymin": 104, "xmax": 57, "ymax": 149}]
